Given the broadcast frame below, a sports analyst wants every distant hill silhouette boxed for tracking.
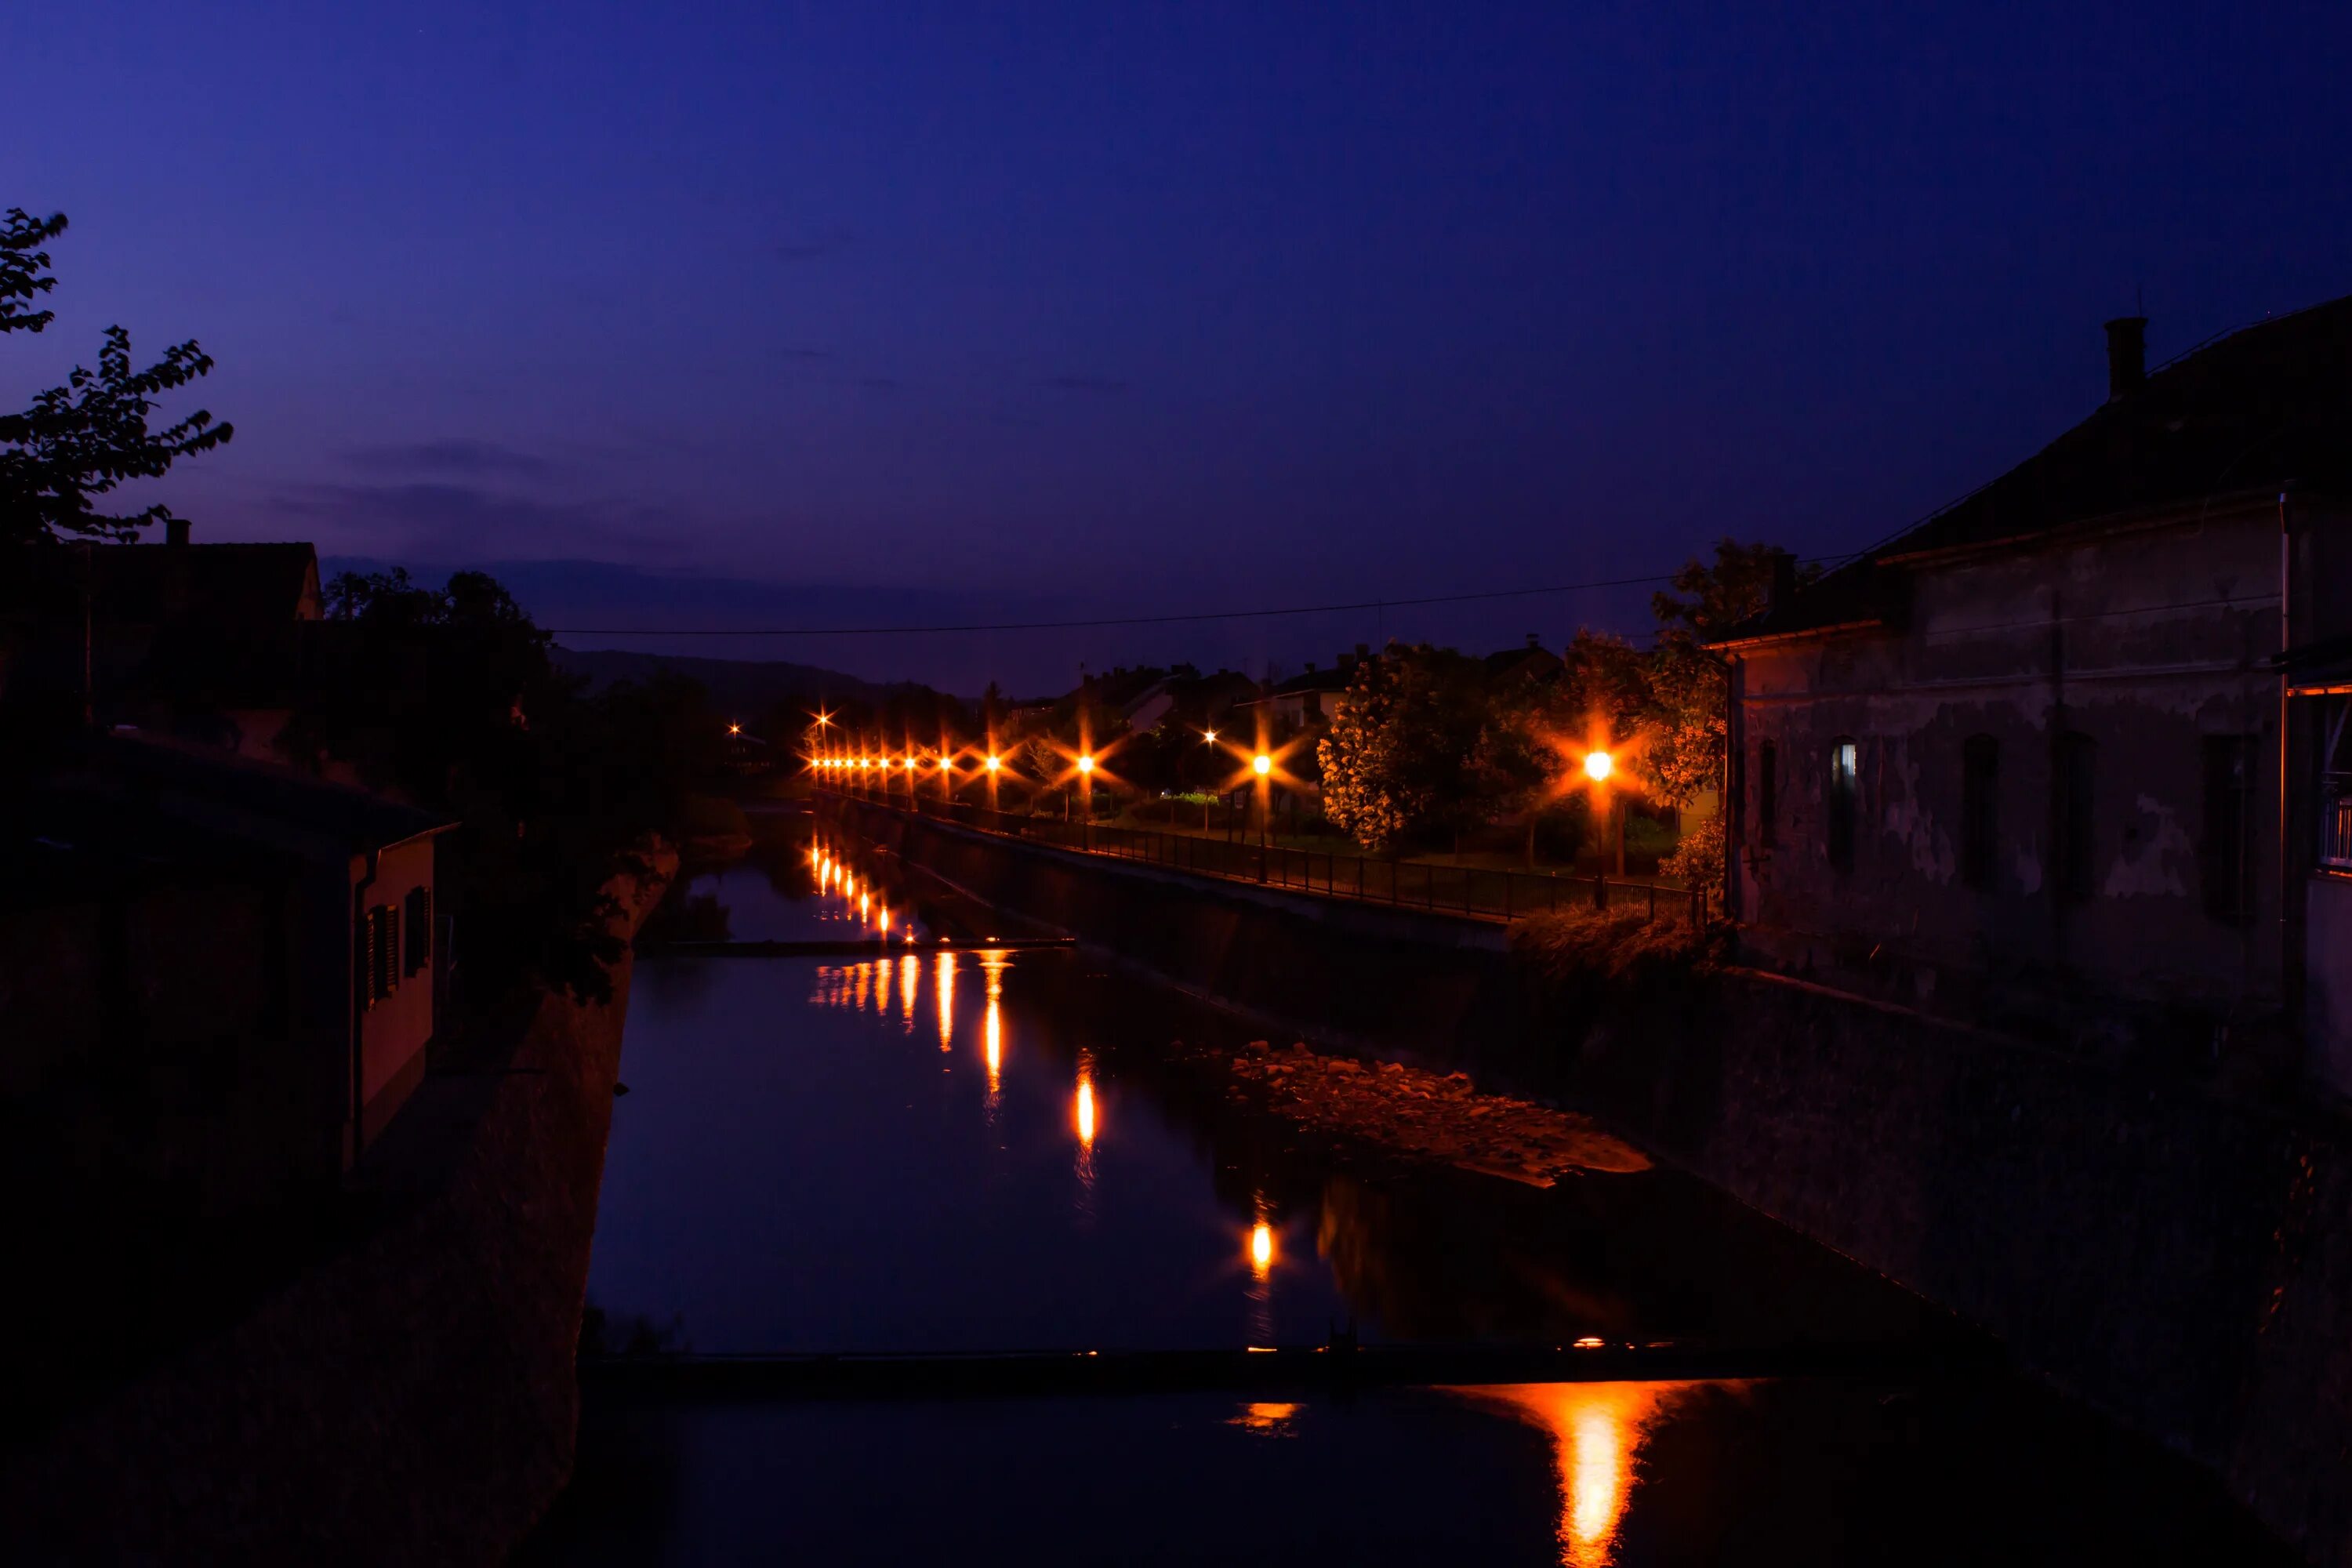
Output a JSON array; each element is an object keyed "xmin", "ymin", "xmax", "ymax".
[{"xmin": 551, "ymin": 646, "xmax": 956, "ymax": 724}]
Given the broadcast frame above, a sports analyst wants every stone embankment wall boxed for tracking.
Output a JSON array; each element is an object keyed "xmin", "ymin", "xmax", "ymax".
[
  {"xmin": 830, "ymin": 798, "xmax": 1519, "ymax": 1063},
  {"xmin": 2, "ymin": 857, "xmax": 670, "ymax": 1566},
  {"xmin": 835, "ymin": 798, "xmax": 2352, "ymax": 1564}
]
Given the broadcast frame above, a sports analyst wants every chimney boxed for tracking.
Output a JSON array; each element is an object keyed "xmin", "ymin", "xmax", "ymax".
[
  {"xmin": 1525, "ymin": 632, "xmax": 1539, "ymax": 649},
  {"xmin": 1767, "ymin": 548, "xmax": 1798, "ymax": 609},
  {"xmin": 2104, "ymin": 316, "xmax": 2147, "ymax": 401},
  {"xmin": 1338, "ymin": 649, "xmax": 1356, "ymax": 672},
  {"xmin": 165, "ymin": 517, "xmax": 191, "ymax": 546},
  {"xmin": 1354, "ymin": 642, "xmax": 1370, "ymax": 661}
]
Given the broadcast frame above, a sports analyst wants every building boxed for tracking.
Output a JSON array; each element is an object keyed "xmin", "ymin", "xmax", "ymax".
[
  {"xmin": 1233, "ymin": 649, "xmax": 1372, "ymax": 735},
  {"xmin": 1713, "ymin": 298, "xmax": 2352, "ymax": 1085},
  {"xmin": 0, "ymin": 527, "xmax": 324, "ymax": 758},
  {"xmin": 1484, "ymin": 633, "xmax": 1564, "ymax": 688},
  {"xmin": 4, "ymin": 735, "xmax": 456, "ymax": 1205}
]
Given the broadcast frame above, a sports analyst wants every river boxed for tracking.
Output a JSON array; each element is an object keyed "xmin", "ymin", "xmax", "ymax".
[{"xmin": 524, "ymin": 812, "xmax": 2285, "ymax": 1565}]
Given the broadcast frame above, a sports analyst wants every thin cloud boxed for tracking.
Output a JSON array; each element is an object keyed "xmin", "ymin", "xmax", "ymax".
[
  {"xmin": 341, "ymin": 438, "xmax": 552, "ymax": 477},
  {"xmin": 267, "ymin": 481, "xmax": 671, "ymax": 563}
]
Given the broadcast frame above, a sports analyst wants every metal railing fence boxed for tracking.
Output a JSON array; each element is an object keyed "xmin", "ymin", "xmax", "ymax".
[{"xmin": 816, "ymin": 784, "xmax": 1708, "ymax": 926}]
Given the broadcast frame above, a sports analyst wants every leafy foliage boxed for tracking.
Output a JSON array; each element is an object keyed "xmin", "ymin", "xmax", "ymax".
[
  {"xmin": 1509, "ymin": 901, "xmax": 1726, "ymax": 987},
  {"xmin": 1658, "ymin": 811, "xmax": 1724, "ymax": 891},
  {"xmin": 1316, "ymin": 539, "xmax": 1806, "ymax": 861},
  {"xmin": 1652, "ymin": 536, "xmax": 1817, "ymax": 641},
  {"xmin": 290, "ymin": 568, "xmax": 720, "ymax": 1003},
  {"xmin": 1318, "ymin": 645, "xmax": 1504, "ymax": 851},
  {"xmin": 1, "ymin": 209, "xmax": 234, "ymax": 546},
  {"xmin": 1316, "ymin": 655, "xmax": 1425, "ymax": 851}
]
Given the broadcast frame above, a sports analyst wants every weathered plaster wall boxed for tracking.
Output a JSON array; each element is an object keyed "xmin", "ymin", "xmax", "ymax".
[
  {"xmin": 1734, "ymin": 507, "xmax": 2283, "ymax": 1022},
  {"xmin": 2310, "ymin": 876, "xmax": 2352, "ymax": 1091},
  {"xmin": 0, "ymin": 858, "xmax": 669, "ymax": 1566}
]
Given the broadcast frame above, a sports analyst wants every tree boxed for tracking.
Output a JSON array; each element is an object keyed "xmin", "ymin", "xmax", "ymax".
[
  {"xmin": 1555, "ymin": 630, "xmax": 1650, "ymax": 745},
  {"xmin": 290, "ymin": 568, "xmax": 717, "ymax": 1003},
  {"xmin": 1, "ymin": 209, "xmax": 233, "ymax": 547},
  {"xmin": 1317, "ymin": 655, "xmax": 1423, "ymax": 851},
  {"xmin": 1469, "ymin": 669, "xmax": 1570, "ymax": 866},
  {"xmin": 1652, "ymin": 536, "xmax": 1817, "ymax": 644},
  {"xmin": 1316, "ymin": 645, "xmax": 1493, "ymax": 852},
  {"xmin": 1642, "ymin": 538, "xmax": 1815, "ymax": 896}
]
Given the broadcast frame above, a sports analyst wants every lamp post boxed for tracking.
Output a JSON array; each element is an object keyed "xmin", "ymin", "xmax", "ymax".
[
  {"xmin": 1201, "ymin": 729, "xmax": 1218, "ymax": 832},
  {"xmin": 1076, "ymin": 752, "xmax": 1095, "ymax": 851},
  {"xmin": 1584, "ymin": 748, "xmax": 1625, "ymax": 876},
  {"xmin": 1252, "ymin": 747, "xmax": 1273, "ymax": 878}
]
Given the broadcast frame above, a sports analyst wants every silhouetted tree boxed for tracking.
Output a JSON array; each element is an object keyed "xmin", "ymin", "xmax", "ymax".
[
  {"xmin": 1645, "ymin": 539, "xmax": 1812, "ymax": 893},
  {"xmin": 1651, "ymin": 536, "xmax": 1816, "ymax": 642},
  {"xmin": 0, "ymin": 209, "xmax": 232, "ymax": 547},
  {"xmin": 292, "ymin": 568, "xmax": 720, "ymax": 1002}
]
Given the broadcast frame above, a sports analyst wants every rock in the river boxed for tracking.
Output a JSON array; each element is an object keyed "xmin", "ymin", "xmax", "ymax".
[{"xmin": 1224, "ymin": 1043, "xmax": 1650, "ymax": 1183}]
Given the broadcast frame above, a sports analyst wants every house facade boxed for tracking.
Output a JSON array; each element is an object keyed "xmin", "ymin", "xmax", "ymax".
[
  {"xmin": 9, "ymin": 735, "xmax": 456, "ymax": 1194},
  {"xmin": 1715, "ymin": 300, "xmax": 2352, "ymax": 1087}
]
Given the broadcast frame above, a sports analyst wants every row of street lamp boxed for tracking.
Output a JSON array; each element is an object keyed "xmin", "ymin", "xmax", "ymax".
[{"xmin": 789, "ymin": 706, "xmax": 1624, "ymax": 866}]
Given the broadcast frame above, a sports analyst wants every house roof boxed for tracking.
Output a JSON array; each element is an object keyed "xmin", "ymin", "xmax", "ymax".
[
  {"xmin": 64, "ymin": 733, "xmax": 452, "ymax": 856},
  {"xmin": 85, "ymin": 542, "xmax": 323, "ymax": 626},
  {"xmin": 1483, "ymin": 642, "xmax": 1563, "ymax": 682},
  {"xmin": 0, "ymin": 792, "xmax": 306, "ymax": 909},
  {"xmin": 1717, "ymin": 292, "xmax": 2352, "ymax": 648}
]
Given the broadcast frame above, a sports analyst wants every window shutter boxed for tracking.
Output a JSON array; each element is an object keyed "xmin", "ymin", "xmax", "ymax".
[{"xmin": 359, "ymin": 909, "xmax": 377, "ymax": 1011}]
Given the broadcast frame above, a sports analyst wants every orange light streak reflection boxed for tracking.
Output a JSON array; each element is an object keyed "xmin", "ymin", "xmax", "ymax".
[
  {"xmin": 1448, "ymin": 1382, "xmax": 1711, "ymax": 1568},
  {"xmin": 935, "ymin": 951, "xmax": 956, "ymax": 1050}
]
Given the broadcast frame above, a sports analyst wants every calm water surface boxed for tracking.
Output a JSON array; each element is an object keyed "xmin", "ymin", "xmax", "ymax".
[{"xmin": 533, "ymin": 819, "xmax": 2285, "ymax": 1564}]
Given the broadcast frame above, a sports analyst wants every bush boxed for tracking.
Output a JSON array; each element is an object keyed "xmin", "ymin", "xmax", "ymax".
[
  {"xmin": 1509, "ymin": 902, "xmax": 1725, "ymax": 986},
  {"xmin": 1658, "ymin": 813, "xmax": 1723, "ymax": 891}
]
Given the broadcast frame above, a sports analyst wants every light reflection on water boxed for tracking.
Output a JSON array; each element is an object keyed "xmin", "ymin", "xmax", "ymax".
[
  {"xmin": 553, "ymin": 840, "xmax": 2296, "ymax": 1565},
  {"xmin": 1447, "ymin": 1382, "xmax": 1705, "ymax": 1568}
]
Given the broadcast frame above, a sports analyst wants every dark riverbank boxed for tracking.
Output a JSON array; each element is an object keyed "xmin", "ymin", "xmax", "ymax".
[
  {"xmin": 0, "ymin": 856, "xmax": 670, "ymax": 1565},
  {"xmin": 824, "ymin": 793, "xmax": 2350, "ymax": 1563}
]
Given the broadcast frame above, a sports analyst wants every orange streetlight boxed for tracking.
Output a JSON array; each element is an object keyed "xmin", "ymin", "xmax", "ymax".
[
  {"xmin": 1252, "ymin": 752, "xmax": 1272, "ymax": 776},
  {"xmin": 1579, "ymin": 745, "xmax": 1626, "ymax": 874},
  {"xmin": 1076, "ymin": 753, "xmax": 1095, "ymax": 775}
]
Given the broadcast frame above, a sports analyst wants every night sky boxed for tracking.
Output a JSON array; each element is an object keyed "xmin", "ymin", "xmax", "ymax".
[{"xmin": 8, "ymin": 3, "xmax": 2349, "ymax": 695}]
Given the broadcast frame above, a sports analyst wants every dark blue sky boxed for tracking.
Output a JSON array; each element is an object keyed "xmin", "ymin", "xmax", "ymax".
[{"xmin": 9, "ymin": 2, "xmax": 2349, "ymax": 693}]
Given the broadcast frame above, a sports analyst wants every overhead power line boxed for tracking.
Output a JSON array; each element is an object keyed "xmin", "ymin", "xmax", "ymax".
[{"xmin": 543, "ymin": 556, "xmax": 1857, "ymax": 638}]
